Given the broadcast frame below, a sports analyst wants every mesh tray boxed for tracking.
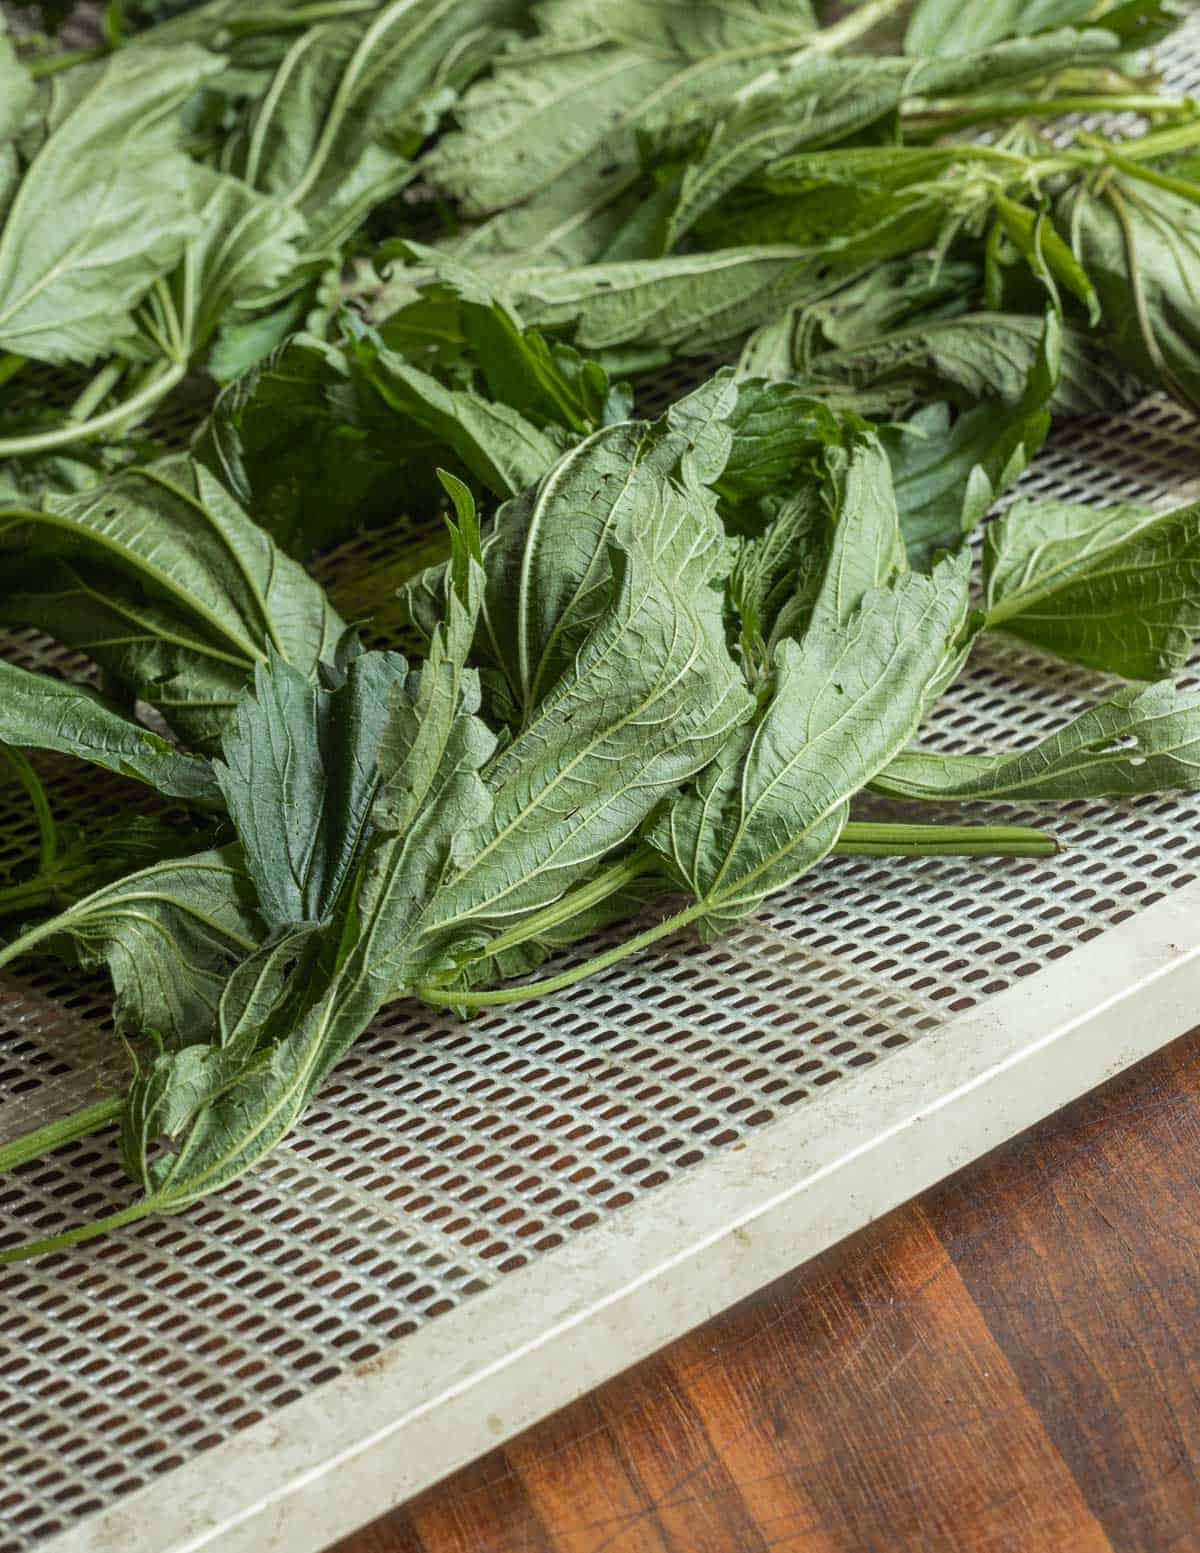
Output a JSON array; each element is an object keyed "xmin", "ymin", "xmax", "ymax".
[{"xmin": 7, "ymin": 20, "xmax": 1200, "ymax": 1552}]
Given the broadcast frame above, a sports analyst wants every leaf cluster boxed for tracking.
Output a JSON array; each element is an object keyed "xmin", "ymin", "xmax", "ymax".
[{"xmin": 6, "ymin": 0, "xmax": 1200, "ymax": 1257}]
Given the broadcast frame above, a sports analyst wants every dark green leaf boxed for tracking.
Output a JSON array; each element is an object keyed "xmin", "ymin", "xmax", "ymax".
[
  {"xmin": 0, "ymin": 456, "xmax": 345, "ymax": 748},
  {"xmin": 984, "ymin": 494, "xmax": 1200, "ymax": 679},
  {"xmin": 216, "ymin": 648, "xmax": 409, "ymax": 930},
  {"xmin": 648, "ymin": 552, "xmax": 971, "ymax": 931},
  {"xmin": 0, "ymin": 47, "xmax": 222, "ymax": 364},
  {"xmin": 875, "ymin": 680, "xmax": 1200, "ymax": 800},
  {"xmin": 0, "ymin": 660, "xmax": 219, "ymax": 802}
]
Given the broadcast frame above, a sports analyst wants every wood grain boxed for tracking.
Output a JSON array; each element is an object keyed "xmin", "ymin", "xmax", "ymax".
[{"xmin": 329, "ymin": 1029, "xmax": 1200, "ymax": 1553}]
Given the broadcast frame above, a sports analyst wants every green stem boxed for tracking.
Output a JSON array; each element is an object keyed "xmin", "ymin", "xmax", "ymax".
[
  {"xmin": 483, "ymin": 848, "xmax": 659, "ymax": 959},
  {"xmin": 67, "ymin": 359, "xmax": 126, "ymax": 424},
  {"xmin": 0, "ymin": 1096, "xmax": 123, "ymax": 1173},
  {"xmin": 1102, "ymin": 150, "xmax": 1200, "ymax": 204},
  {"xmin": 0, "ymin": 1196, "xmax": 154, "ymax": 1265},
  {"xmin": 418, "ymin": 900, "xmax": 712, "ymax": 1011},
  {"xmin": 906, "ymin": 94, "xmax": 1195, "ymax": 138},
  {"xmin": 0, "ymin": 361, "xmax": 185, "ymax": 456},
  {"xmin": 420, "ymin": 819, "xmax": 1059, "ymax": 1010},
  {"xmin": 1, "ymin": 748, "xmax": 57, "ymax": 874},
  {"xmin": 838, "ymin": 821, "xmax": 1057, "ymax": 857},
  {"xmin": 25, "ymin": 47, "xmax": 108, "ymax": 79},
  {"xmin": 1100, "ymin": 117, "xmax": 1200, "ymax": 163}
]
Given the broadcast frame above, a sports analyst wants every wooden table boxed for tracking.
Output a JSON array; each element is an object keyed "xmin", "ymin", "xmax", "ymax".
[{"xmin": 330, "ymin": 1030, "xmax": 1200, "ymax": 1553}]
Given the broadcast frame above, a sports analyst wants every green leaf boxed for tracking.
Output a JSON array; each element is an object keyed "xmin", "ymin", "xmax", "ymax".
[
  {"xmin": 0, "ymin": 46, "xmax": 222, "ymax": 365},
  {"xmin": 875, "ymin": 680, "xmax": 1200, "ymax": 801},
  {"xmin": 881, "ymin": 310, "xmax": 1059, "ymax": 569},
  {"xmin": 650, "ymin": 30, "xmax": 1119, "ymax": 251},
  {"xmin": 905, "ymin": 0, "xmax": 1176, "ymax": 55},
  {"xmin": 993, "ymin": 191, "xmax": 1100, "ymax": 323},
  {"xmin": 0, "ymin": 24, "xmax": 34, "ymax": 146},
  {"xmin": 0, "ymin": 456, "xmax": 345, "ymax": 748},
  {"xmin": 810, "ymin": 429, "xmax": 909, "ymax": 633},
  {"xmin": 357, "ymin": 343, "xmax": 563, "ymax": 501},
  {"xmin": 138, "ymin": 168, "xmax": 307, "ymax": 372},
  {"xmin": 1054, "ymin": 172, "xmax": 1200, "ymax": 416},
  {"xmin": 983, "ymin": 494, "xmax": 1200, "ymax": 680},
  {"xmin": 0, "ymin": 813, "xmax": 210, "ymax": 921},
  {"xmin": 105, "ymin": 548, "xmax": 497, "ymax": 1215},
  {"xmin": 730, "ymin": 486, "xmax": 826, "ymax": 682},
  {"xmin": 717, "ymin": 378, "xmax": 849, "ymax": 505},
  {"xmin": 403, "ymin": 375, "xmax": 741, "ymax": 718},
  {"xmin": 0, "ymin": 660, "xmax": 219, "ymax": 803},
  {"xmin": 510, "ymin": 246, "xmax": 840, "ymax": 355},
  {"xmin": 227, "ymin": 0, "xmax": 521, "ymax": 282},
  {"xmin": 215, "ymin": 648, "xmax": 410, "ymax": 930},
  {"xmin": 648, "ymin": 553, "xmax": 971, "ymax": 931},
  {"xmin": 428, "ymin": 544, "xmax": 750, "ymax": 935},
  {"xmin": 379, "ymin": 243, "xmax": 629, "ymax": 433},
  {"xmin": 422, "ymin": 0, "xmax": 822, "ymax": 268},
  {"xmin": 0, "ymin": 847, "xmax": 261, "ymax": 1047},
  {"xmin": 195, "ymin": 333, "xmax": 400, "ymax": 559},
  {"xmin": 803, "ymin": 311, "xmax": 1137, "ymax": 418},
  {"xmin": 739, "ymin": 256, "xmax": 978, "ymax": 381}
]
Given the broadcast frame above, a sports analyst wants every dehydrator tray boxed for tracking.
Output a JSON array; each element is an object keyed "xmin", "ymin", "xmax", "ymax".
[{"xmin": 8, "ymin": 19, "xmax": 1200, "ymax": 1552}]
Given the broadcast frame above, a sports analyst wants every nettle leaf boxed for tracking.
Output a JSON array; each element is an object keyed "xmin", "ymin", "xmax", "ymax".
[
  {"xmin": 113, "ymin": 536, "xmax": 496, "ymax": 1214},
  {"xmin": 357, "ymin": 343, "xmax": 563, "ymax": 501},
  {"xmin": 728, "ymin": 424, "xmax": 909, "ymax": 680},
  {"xmin": 651, "ymin": 30, "xmax": 1119, "ymax": 252},
  {"xmin": 510, "ymin": 246, "xmax": 840, "ymax": 355},
  {"xmin": 376, "ymin": 244, "xmax": 630, "ymax": 433},
  {"xmin": 423, "ymin": 0, "xmax": 822, "ymax": 269},
  {"xmin": 216, "ymin": 648, "xmax": 409, "ymax": 930},
  {"xmin": 0, "ymin": 25, "xmax": 33, "ymax": 146},
  {"xmin": 0, "ymin": 456, "xmax": 344, "ymax": 748},
  {"xmin": 731, "ymin": 486, "xmax": 826, "ymax": 682},
  {"xmin": 875, "ymin": 680, "xmax": 1200, "ymax": 802},
  {"xmin": 229, "ymin": 0, "xmax": 521, "ymax": 275},
  {"xmin": 810, "ymin": 431, "xmax": 908, "ymax": 632},
  {"xmin": 427, "ymin": 541, "xmax": 750, "ymax": 936},
  {"xmin": 1054, "ymin": 172, "xmax": 1200, "ymax": 417},
  {"xmin": 403, "ymin": 375, "xmax": 740, "ymax": 718},
  {"xmin": 0, "ymin": 661, "xmax": 219, "ymax": 803},
  {"xmin": 0, "ymin": 47, "xmax": 222, "ymax": 365},
  {"xmin": 905, "ymin": 0, "xmax": 1178, "ymax": 56},
  {"xmin": 735, "ymin": 256, "xmax": 977, "ymax": 382},
  {"xmin": 881, "ymin": 311, "xmax": 1059, "ymax": 569},
  {"xmin": 803, "ymin": 311, "xmax": 1137, "ymax": 418},
  {"xmin": 137, "ymin": 168, "xmax": 306, "ymax": 379},
  {"xmin": 649, "ymin": 553, "xmax": 971, "ymax": 932},
  {"xmin": 717, "ymin": 379, "xmax": 847, "ymax": 505},
  {"xmin": 196, "ymin": 333, "xmax": 405, "ymax": 559},
  {"xmin": 14, "ymin": 848, "xmax": 261, "ymax": 1047},
  {"xmin": 983, "ymin": 495, "xmax": 1200, "ymax": 680}
]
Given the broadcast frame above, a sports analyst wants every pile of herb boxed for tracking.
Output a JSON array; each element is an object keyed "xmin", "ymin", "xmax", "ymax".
[{"xmin": 3, "ymin": 0, "xmax": 1200, "ymax": 1258}]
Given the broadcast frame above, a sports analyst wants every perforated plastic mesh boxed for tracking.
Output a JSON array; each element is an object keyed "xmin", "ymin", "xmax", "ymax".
[{"xmin": 6, "ymin": 24, "xmax": 1200, "ymax": 1553}]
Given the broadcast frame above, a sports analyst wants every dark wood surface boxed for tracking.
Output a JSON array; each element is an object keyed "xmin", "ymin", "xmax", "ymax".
[{"xmin": 329, "ymin": 1030, "xmax": 1200, "ymax": 1553}]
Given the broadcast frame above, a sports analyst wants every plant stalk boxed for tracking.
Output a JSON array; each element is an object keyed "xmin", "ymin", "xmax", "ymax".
[
  {"xmin": 0, "ymin": 748, "xmax": 57, "ymax": 875},
  {"xmin": 0, "ymin": 361, "xmax": 186, "ymax": 456},
  {"xmin": 906, "ymin": 94, "xmax": 1196, "ymax": 139},
  {"xmin": 418, "ymin": 820, "xmax": 1058, "ymax": 1010},
  {"xmin": 0, "ymin": 1197, "xmax": 154, "ymax": 1265},
  {"xmin": 0, "ymin": 1096, "xmax": 123, "ymax": 1173}
]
